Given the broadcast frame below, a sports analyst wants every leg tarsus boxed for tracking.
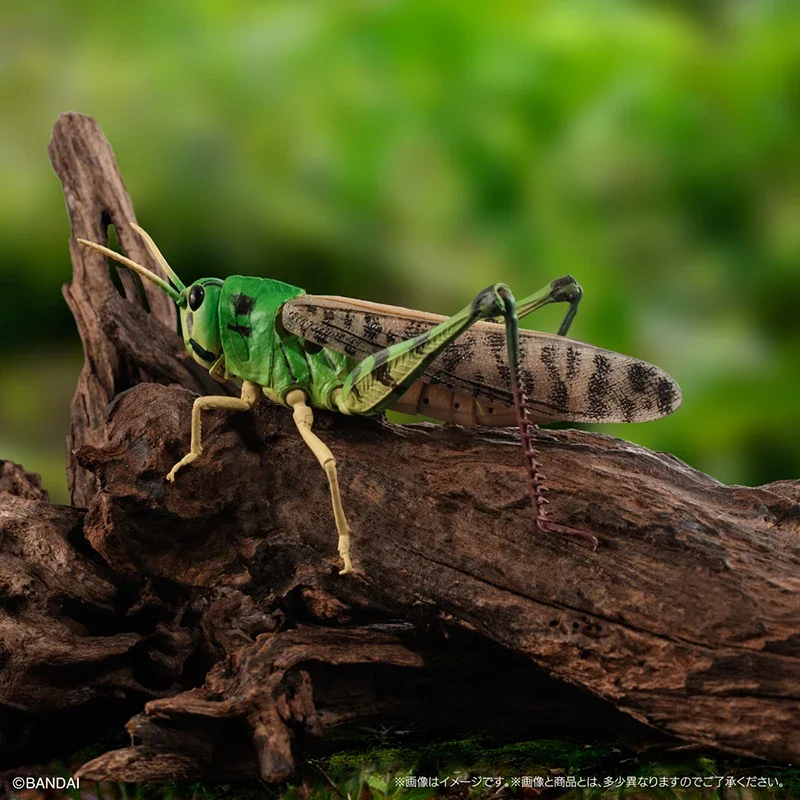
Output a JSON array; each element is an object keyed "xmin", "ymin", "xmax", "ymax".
[
  {"xmin": 166, "ymin": 449, "xmax": 201, "ymax": 482},
  {"xmin": 537, "ymin": 517, "xmax": 599, "ymax": 551},
  {"xmin": 324, "ymin": 460, "xmax": 353, "ymax": 574},
  {"xmin": 524, "ymin": 424, "xmax": 599, "ymax": 550}
]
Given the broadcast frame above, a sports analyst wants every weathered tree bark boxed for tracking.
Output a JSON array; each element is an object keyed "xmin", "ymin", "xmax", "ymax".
[
  {"xmin": 77, "ymin": 624, "xmax": 657, "ymax": 783},
  {"xmin": 63, "ymin": 378, "xmax": 800, "ymax": 774},
  {"xmin": 48, "ymin": 112, "xmax": 234, "ymax": 508},
  {"xmin": 0, "ymin": 460, "xmax": 280, "ymax": 769},
  {"xmin": 0, "ymin": 461, "xmax": 49, "ymax": 501},
  {"xmin": 4, "ymin": 110, "xmax": 796, "ymax": 780}
]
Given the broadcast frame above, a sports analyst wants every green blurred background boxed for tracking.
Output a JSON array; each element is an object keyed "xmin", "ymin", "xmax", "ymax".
[{"xmin": 2, "ymin": 0, "xmax": 800, "ymax": 505}]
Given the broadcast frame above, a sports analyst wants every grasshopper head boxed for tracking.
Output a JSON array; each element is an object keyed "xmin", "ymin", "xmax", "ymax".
[
  {"xmin": 78, "ymin": 224, "xmax": 225, "ymax": 369},
  {"xmin": 180, "ymin": 279, "xmax": 224, "ymax": 367}
]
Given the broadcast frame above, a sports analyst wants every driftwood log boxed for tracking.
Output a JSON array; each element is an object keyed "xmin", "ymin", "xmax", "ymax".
[{"xmin": 2, "ymin": 111, "xmax": 799, "ymax": 782}]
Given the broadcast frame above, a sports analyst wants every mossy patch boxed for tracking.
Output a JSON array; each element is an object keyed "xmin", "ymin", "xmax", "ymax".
[{"xmin": 46, "ymin": 729, "xmax": 798, "ymax": 800}]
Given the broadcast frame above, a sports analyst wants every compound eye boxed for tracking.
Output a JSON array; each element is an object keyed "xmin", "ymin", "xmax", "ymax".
[{"xmin": 188, "ymin": 285, "xmax": 205, "ymax": 311}]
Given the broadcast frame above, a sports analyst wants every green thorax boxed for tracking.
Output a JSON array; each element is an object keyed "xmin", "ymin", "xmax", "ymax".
[{"xmin": 219, "ymin": 276, "xmax": 354, "ymax": 409}]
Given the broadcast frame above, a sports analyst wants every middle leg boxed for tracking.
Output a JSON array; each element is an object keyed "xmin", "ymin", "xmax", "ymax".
[{"xmin": 285, "ymin": 389, "xmax": 353, "ymax": 576}]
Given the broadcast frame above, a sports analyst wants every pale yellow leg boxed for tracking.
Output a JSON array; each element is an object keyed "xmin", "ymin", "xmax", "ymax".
[
  {"xmin": 285, "ymin": 389, "xmax": 353, "ymax": 575},
  {"xmin": 166, "ymin": 381, "xmax": 261, "ymax": 482}
]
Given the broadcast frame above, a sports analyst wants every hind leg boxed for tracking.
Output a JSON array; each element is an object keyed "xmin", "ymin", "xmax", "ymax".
[
  {"xmin": 334, "ymin": 281, "xmax": 597, "ymax": 550},
  {"xmin": 516, "ymin": 275, "xmax": 583, "ymax": 336}
]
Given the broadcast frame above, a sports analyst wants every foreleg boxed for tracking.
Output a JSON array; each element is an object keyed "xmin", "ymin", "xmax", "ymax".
[{"xmin": 166, "ymin": 381, "xmax": 261, "ymax": 482}]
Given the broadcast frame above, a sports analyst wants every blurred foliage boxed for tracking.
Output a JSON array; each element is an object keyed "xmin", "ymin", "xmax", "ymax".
[{"xmin": 2, "ymin": 0, "xmax": 800, "ymax": 502}]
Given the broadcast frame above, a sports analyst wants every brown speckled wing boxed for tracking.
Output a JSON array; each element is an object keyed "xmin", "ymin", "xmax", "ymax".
[{"xmin": 282, "ymin": 295, "xmax": 681, "ymax": 424}]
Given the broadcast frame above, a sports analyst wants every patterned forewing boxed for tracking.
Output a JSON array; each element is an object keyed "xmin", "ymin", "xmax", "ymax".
[{"xmin": 282, "ymin": 295, "xmax": 681, "ymax": 423}]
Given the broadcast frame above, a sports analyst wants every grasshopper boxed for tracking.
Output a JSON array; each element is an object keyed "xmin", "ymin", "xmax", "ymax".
[{"xmin": 79, "ymin": 225, "xmax": 681, "ymax": 574}]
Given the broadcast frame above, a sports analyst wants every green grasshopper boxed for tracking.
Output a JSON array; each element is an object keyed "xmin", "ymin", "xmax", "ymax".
[{"xmin": 79, "ymin": 225, "xmax": 681, "ymax": 574}]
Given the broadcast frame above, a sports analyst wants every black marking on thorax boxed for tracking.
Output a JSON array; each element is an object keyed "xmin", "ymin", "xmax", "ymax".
[
  {"xmin": 231, "ymin": 294, "xmax": 256, "ymax": 317},
  {"xmin": 228, "ymin": 293, "xmax": 256, "ymax": 338},
  {"xmin": 227, "ymin": 323, "xmax": 252, "ymax": 338}
]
